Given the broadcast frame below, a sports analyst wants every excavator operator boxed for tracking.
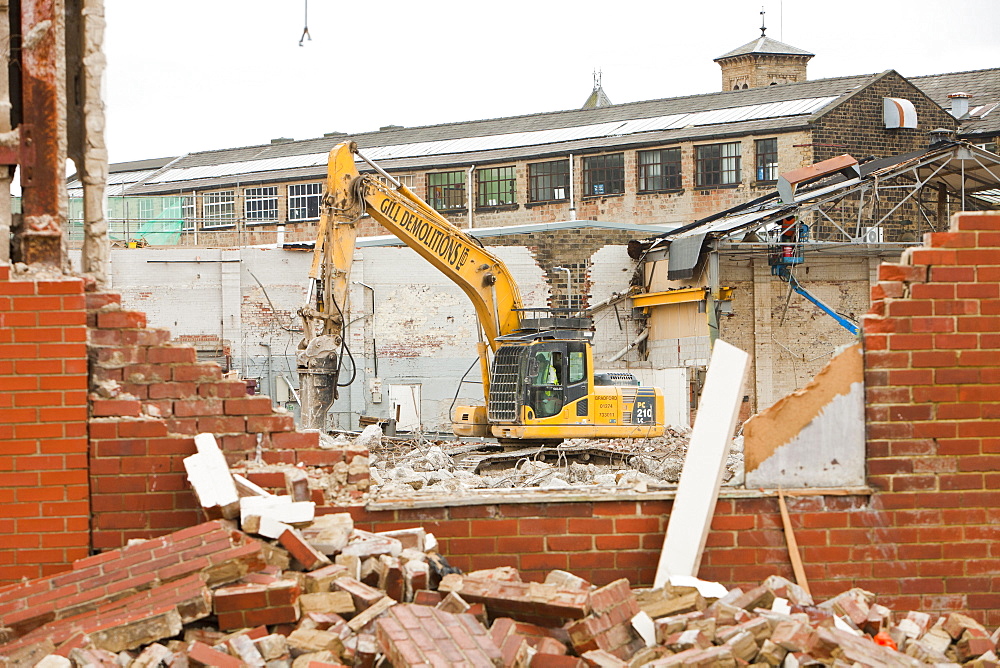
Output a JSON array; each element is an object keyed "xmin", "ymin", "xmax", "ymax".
[{"xmin": 533, "ymin": 351, "xmax": 562, "ymax": 418}]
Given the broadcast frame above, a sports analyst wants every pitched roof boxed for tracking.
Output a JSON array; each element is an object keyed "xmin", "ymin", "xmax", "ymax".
[
  {"xmin": 911, "ymin": 68, "xmax": 1000, "ymax": 138},
  {"xmin": 127, "ymin": 73, "xmax": 876, "ymax": 195},
  {"xmin": 582, "ymin": 86, "xmax": 613, "ymax": 109},
  {"xmin": 715, "ymin": 36, "xmax": 814, "ymax": 61}
]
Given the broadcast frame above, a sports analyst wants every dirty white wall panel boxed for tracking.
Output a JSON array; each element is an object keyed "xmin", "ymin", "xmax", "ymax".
[
  {"xmin": 589, "ymin": 245, "xmax": 640, "ymax": 367},
  {"xmin": 104, "ymin": 248, "xmax": 229, "ymax": 344},
  {"xmin": 238, "ymin": 249, "xmax": 311, "ymax": 405},
  {"xmin": 627, "ymin": 368, "xmax": 690, "ymax": 429},
  {"xmin": 743, "ymin": 343, "xmax": 866, "ymax": 488},
  {"xmin": 327, "ymin": 245, "xmax": 549, "ymax": 433}
]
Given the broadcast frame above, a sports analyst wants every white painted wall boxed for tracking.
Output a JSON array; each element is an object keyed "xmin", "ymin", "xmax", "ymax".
[{"xmin": 91, "ymin": 242, "xmax": 685, "ymax": 434}]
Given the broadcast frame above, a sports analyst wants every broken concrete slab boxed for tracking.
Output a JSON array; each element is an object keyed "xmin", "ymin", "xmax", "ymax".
[{"xmin": 240, "ymin": 495, "xmax": 316, "ymax": 527}]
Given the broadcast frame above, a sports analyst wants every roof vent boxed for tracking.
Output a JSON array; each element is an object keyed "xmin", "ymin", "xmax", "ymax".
[
  {"xmin": 947, "ymin": 92, "xmax": 971, "ymax": 119},
  {"xmin": 929, "ymin": 127, "xmax": 956, "ymax": 146},
  {"xmin": 270, "ymin": 137, "xmax": 294, "ymax": 144},
  {"xmin": 324, "ymin": 131, "xmax": 347, "ymax": 138},
  {"xmin": 379, "ymin": 125, "xmax": 403, "ymax": 131}
]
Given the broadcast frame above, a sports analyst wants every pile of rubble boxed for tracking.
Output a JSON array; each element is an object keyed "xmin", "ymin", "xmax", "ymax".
[
  {"xmin": 361, "ymin": 426, "xmax": 745, "ymax": 500},
  {"xmin": 2, "ymin": 513, "xmax": 998, "ymax": 667}
]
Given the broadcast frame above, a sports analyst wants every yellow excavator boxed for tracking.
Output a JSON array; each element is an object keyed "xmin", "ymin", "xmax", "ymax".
[{"xmin": 298, "ymin": 141, "xmax": 665, "ymax": 444}]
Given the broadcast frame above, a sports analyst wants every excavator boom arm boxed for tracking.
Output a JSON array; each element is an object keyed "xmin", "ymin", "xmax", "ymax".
[{"xmin": 325, "ymin": 142, "xmax": 524, "ymax": 350}]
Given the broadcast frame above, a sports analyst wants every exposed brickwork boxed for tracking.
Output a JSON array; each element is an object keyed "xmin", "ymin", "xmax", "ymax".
[
  {"xmin": 4, "ymin": 214, "xmax": 1000, "ymax": 629},
  {"xmin": 213, "ymin": 574, "xmax": 301, "ymax": 630},
  {"xmin": 0, "ymin": 521, "xmax": 264, "ymax": 643},
  {"xmin": 0, "ymin": 268, "xmax": 90, "ymax": 581},
  {"xmin": 85, "ymin": 292, "xmax": 371, "ymax": 549},
  {"xmin": 375, "ymin": 604, "xmax": 502, "ymax": 667},
  {"xmin": 810, "ymin": 71, "xmax": 959, "ymax": 242},
  {"xmin": 859, "ymin": 210, "xmax": 1000, "ymax": 623}
]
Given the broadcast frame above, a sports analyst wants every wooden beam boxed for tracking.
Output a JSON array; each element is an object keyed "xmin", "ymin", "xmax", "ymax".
[{"xmin": 778, "ymin": 489, "xmax": 811, "ymax": 598}]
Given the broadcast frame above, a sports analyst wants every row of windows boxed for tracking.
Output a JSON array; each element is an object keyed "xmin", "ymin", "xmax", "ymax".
[
  {"xmin": 181, "ymin": 183, "xmax": 323, "ymax": 229},
  {"xmin": 178, "ymin": 139, "xmax": 781, "ymax": 225},
  {"xmin": 427, "ymin": 139, "xmax": 780, "ymax": 210}
]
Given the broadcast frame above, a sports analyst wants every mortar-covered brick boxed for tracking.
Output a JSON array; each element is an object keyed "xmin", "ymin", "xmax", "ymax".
[
  {"xmin": 0, "ymin": 573, "xmax": 211, "ymax": 654},
  {"xmin": 0, "ymin": 520, "xmax": 263, "ymax": 640},
  {"xmin": 438, "ymin": 573, "xmax": 591, "ymax": 625},
  {"xmin": 376, "ymin": 604, "xmax": 502, "ymax": 667},
  {"xmin": 279, "ymin": 528, "xmax": 332, "ymax": 571},
  {"xmin": 75, "ymin": 285, "xmax": 353, "ymax": 549}
]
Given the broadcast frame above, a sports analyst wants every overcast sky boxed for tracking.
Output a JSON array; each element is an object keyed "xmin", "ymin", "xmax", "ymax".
[{"xmin": 103, "ymin": 0, "xmax": 999, "ymax": 164}]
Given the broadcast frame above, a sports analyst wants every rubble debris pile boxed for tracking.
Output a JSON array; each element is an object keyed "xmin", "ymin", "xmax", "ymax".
[
  {"xmin": 361, "ymin": 426, "xmax": 745, "ymax": 499},
  {"xmin": 2, "ymin": 516, "xmax": 998, "ymax": 667}
]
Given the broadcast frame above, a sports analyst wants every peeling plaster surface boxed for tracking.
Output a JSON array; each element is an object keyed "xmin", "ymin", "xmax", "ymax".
[{"xmin": 743, "ymin": 342, "xmax": 865, "ymax": 488}]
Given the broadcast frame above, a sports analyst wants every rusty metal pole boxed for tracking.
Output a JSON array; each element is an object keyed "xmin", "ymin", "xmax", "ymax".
[
  {"xmin": 0, "ymin": 0, "xmax": 13, "ymax": 263},
  {"xmin": 16, "ymin": 0, "xmax": 68, "ymax": 270}
]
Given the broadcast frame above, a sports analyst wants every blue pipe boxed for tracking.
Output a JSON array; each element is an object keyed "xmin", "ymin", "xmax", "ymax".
[{"xmin": 785, "ymin": 272, "xmax": 859, "ymax": 336}]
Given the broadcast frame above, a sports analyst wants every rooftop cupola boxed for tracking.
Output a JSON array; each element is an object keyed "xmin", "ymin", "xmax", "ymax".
[{"xmin": 714, "ymin": 10, "xmax": 813, "ymax": 91}]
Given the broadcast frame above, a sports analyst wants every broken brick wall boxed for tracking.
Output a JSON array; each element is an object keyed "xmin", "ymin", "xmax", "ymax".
[
  {"xmin": 327, "ymin": 212, "xmax": 1000, "ymax": 627},
  {"xmin": 86, "ymin": 290, "xmax": 369, "ymax": 550},
  {"xmin": 860, "ymin": 210, "xmax": 1000, "ymax": 622},
  {"xmin": 1, "ymin": 210, "xmax": 998, "ymax": 627},
  {"xmin": 0, "ymin": 266, "xmax": 91, "ymax": 581}
]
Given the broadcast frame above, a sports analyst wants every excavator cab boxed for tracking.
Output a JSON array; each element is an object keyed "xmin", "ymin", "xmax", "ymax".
[{"xmin": 454, "ymin": 315, "xmax": 666, "ymax": 444}]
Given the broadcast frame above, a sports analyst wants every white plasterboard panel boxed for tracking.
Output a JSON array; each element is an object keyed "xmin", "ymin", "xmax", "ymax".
[
  {"xmin": 388, "ymin": 384, "xmax": 421, "ymax": 432},
  {"xmin": 624, "ymin": 368, "xmax": 689, "ymax": 428},
  {"xmin": 655, "ymin": 339, "xmax": 750, "ymax": 585}
]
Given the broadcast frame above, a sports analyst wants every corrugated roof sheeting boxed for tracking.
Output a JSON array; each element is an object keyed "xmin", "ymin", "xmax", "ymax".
[
  {"xmin": 128, "ymin": 116, "xmax": 817, "ymax": 195},
  {"xmin": 142, "ymin": 75, "xmax": 872, "ymax": 171},
  {"xmin": 142, "ymin": 97, "xmax": 837, "ymax": 187}
]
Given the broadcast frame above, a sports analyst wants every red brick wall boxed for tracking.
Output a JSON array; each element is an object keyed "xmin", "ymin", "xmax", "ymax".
[
  {"xmin": 1, "ymin": 210, "xmax": 997, "ymax": 625},
  {"xmin": 860, "ymin": 210, "xmax": 1000, "ymax": 622},
  {"xmin": 85, "ymin": 291, "xmax": 368, "ymax": 551},
  {"xmin": 0, "ymin": 266, "xmax": 91, "ymax": 581}
]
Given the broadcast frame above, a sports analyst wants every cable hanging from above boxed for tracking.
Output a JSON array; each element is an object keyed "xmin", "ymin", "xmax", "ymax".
[{"xmin": 299, "ymin": 0, "xmax": 312, "ymax": 46}]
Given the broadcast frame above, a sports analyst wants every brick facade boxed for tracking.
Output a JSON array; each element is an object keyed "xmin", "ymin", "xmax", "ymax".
[
  {"xmin": 0, "ymin": 267, "xmax": 90, "ymax": 581},
  {"xmin": 717, "ymin": 54, "xmax": 811, "ymax": 91}
]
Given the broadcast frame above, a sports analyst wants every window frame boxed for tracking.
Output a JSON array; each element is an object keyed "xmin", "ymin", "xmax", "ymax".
[
  {"xmin": 202, "ymin": 190, "xmax": 236, "ymax": 228},
  {"xmin": 528, "ymin": 160, "xmax": 570, "ymax": 203},
  {"xmin": 476, "ymin": 166, "xmax": 516, "ymax": 208},
  {"xmin": 637, "ymin": 148, "xmax": 682, "ymax": 192},
  {"xmin": 181, "ymin": 195, "xmax": 196, "ymax": 232},
  {"xmin": 244, "ymin": 186, "xmax": 279, "ymax": 224},
  {"xmin": 288, "ymin": 182, "xmax": 322, "ymax": 222},
  {"xmin": 755, "ymin": 138, "xmax": 779, "ymax": 183},
  {"xmin": 427, "ymin": 171, "xmax": 467, "ymax": 211},
  {"xmin": 583, "ymin": 153, "xmax": 625, "ymax": 197},
  {"xmin": 695, "ymin": 142, "xmax": 742, "ymax": 188}
]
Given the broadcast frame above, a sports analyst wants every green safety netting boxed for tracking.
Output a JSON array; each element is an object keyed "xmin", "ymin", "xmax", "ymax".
[{"xmin": 62, "ymin": 196, "xmax": 185, "ymax": 245}]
